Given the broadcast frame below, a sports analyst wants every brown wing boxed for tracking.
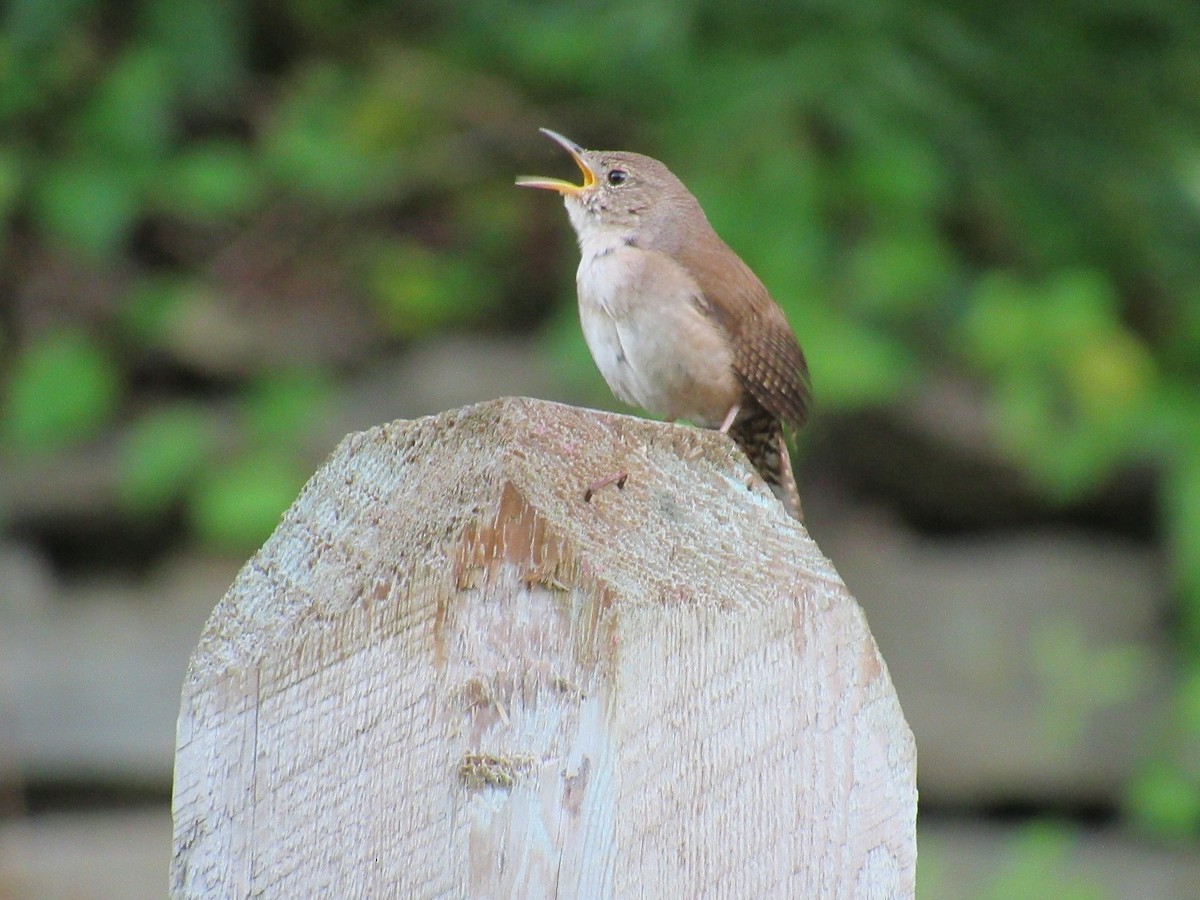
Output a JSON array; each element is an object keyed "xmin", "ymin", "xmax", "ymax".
[{"xmin": 680, "ymin": 231, "xmax": 812, "ymax": 428}]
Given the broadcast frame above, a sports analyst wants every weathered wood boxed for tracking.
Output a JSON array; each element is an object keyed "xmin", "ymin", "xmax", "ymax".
[{"xmin": 171, "ymin": 396, "xmax": 916, "ymax": 898}]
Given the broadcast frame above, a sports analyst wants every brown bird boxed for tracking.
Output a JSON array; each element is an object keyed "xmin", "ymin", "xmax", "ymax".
[{"xmin": 518, "ymin": 129, "xmax": 811, "ymax": 521}]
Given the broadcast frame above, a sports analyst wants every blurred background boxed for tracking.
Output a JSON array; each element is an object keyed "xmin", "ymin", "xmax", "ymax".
[{"xmin": 1, "ymin": 0, "xmax": 1199, "ymax": 896}]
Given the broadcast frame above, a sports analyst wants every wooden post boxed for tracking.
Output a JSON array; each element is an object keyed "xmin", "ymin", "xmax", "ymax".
[{"xmin": 170, "ymin": 397, "xmax": 916, "ymax": 898}]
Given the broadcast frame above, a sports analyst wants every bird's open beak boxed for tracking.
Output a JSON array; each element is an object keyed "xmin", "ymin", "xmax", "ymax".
[{"xmin": 516, "ymin": 128, "xmax": 596, "ymax": 195}]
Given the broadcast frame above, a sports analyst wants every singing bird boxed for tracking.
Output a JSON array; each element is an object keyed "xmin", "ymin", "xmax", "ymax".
[{"xmin": 518, "ymin": 129, "xmax": 811, "ymax": 521}]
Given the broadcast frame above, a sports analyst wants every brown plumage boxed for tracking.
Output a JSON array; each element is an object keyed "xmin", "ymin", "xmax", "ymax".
[
  {"xmin": 518, "ymin": 130, "xmax": 811, "ymax": 521},
  {"xmin": 678, "ymin": 231, "xmax": 812, "ymax": 429}
]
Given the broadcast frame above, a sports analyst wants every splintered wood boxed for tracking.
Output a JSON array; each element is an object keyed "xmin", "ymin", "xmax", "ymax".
[{"xmin": 170, "ymin": 396, "xmax": 916, "ymax": 898}]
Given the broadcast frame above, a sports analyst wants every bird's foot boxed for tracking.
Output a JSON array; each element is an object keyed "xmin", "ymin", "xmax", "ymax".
[{"xmin": 717, "ymin": 403, "xmax": 741, "ymax": 435}]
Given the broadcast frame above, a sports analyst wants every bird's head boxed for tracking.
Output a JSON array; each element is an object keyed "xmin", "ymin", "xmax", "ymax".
[{"xmin": 517, "ymin": 128, "xmax": 703, "ymax": 249}]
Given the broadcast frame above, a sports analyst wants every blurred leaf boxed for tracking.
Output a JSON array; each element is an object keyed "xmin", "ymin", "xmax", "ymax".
[
  {"xmin": 1164, "ymin": 446, "xmax": 1200, "ymax": 626},
  {"xmin": 120, "ymin": 277, "xmax": 253, "ymax": 373},
  {"xmin": 455, "ymin": 0, "xmax": 687, "ymax": 97},
  {"xmin": 959, "ymin": 271, "xmax": 1036, "ymax": 372},
  {"xmin": 78, "ymin": 47, "xmax": 174, "ymax": 160},
  {"xmin": 963, "ymin": 270, "xmax": 1125, "ymax": 372},
  {"xmin": 141, "ymin": 0, "xmax": 245, "ymax": 105},
  {"xmin": 188, "ymin": 450, "xmax": 308, "ymax": 552},
  {"xmin": 1032, "ymin": 618, "xmax": 1147, "ymax": 751},
  {"xmin": 263, "ymin": 63, "xmax": 399, "ymax": 204},
  {"xmin": 33, "ymin": 160, "xmax": 141, "ymax": 257},
  {"xmin": 1065, "ymin": 329, "xmax": 1156, "ymax": 422},
  {"xmin": 0, "ymin": 145, "xmax": 24, "ymax": 223},
  {"xmin": 118, "ymin": 405, "xmax": 219, "ymax": 515},
  {"xmin": 0, "ymin": 25, "xmax": 101, "ymax": 121},
  {"xmin": 364, "ymin": 241, "xmax": 493, "ymax": 337},
  {"xmin": 847, "ymin": 134, "xmax": 948, "ymax": 220},
  {"xmin": 120, "ymin": 277, "xmax": 192, "ymax": 348},
  {"xmin": 993, "ymin": 370, "xmax": 1146, "ymax": 501},
  {"xmin": 153, "ymin": 141, "xmax": 261, "ymax": 221},
  {"xmin": 962, "ymin": 267, "xmax": 1159, "ymax": 499},
  {"xmin": 243, "ymin": 370, "xmax": 335, "ymax": 445},
  {"xmin": 1178, "ymin": 664, "xmax": 1200, "ymax": 739},
  {"xmin": 845, "ymin": 227, "xmax": 956, "ymax": 318},
  {"xmin": 983, "ymin": 821, "xmax": 1106, "ymax": 900},
  {"xmin": 5, "ymin": 0, "xmax": 97, "ymax": 51},
  {"xmin": 803, "ymin": 313, "xmax": 918, "ymax": 408},
  {"xmin": 2, "ymin": 329, "xmax": 122, "ymax": 452},
  {"xmin": 456, "ymin": 184, "xmax": 525, "ymax": 266},
  {"xmin": 1127, "ymin": 762, "xmax": 1200, "ymax": 839}
]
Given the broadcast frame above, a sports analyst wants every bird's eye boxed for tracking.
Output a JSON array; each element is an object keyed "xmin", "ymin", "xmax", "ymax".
[{"xmin": 607, "ymin": 169, "xmax": 627, "ymax": 186}]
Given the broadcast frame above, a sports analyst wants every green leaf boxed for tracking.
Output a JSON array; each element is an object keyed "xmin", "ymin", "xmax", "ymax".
[
  {"xmin": 363, "ymin": 241, "xmax": 492, "ymax": 338},
  {"xmin": 849, "ymin": 136, "xmax": 947, "ymax": 219},
  {"xmin": 1032, "ymin": 617, "xmax": 1147, "ymax": 752},
  {"xmin": 0, "ymin": 145, "xmax": 24, "ymax": 223},
  {"xmin": 846, "ymin": 227, "xmax": 956, "ymax": 318},
  {"xmin": 142, "ymin": 0, "xmax": 245, "ymax": 104},
  {"xmin": 2, "ymin": 329, "xmax": 122, "ymax": 452},
  {"xmin": 262, "ymin": 63, "xmax": 394, "ymax": 204},
  {"xmin": 79, "ymin": 47, "xmax": 174, "ymax": 160},
  {"xmin": 5, "ymin": 0, "xmax": 96, "ymax": 50},
  {"xmin": 1127, "ymin": 762, "xmax": 1200, "ymax": 839},
  {"xmin": 155, "ymin": 141, "xmax": 261, "ymax": 221},
  {"xmin": 118, "ymin": 405, "xmax": 219, "ymax": 515},
  {"xmin": 243, "ymin": 370, "xmax": 335, "ymax": 445},
  {"xmin": 188, "ymin": 450, "xmax": 308, "ymax": 552},
  {"xmin": 960, "ymin": 272, "xmax": 1037, "ymax": 371},
  {"xmin": 1164, "ymin": 447, "xmax": 1200, "ymax": 625},
  {"xmin": 983, "ymin": 821, "xmax": 1104, "ymax": 900},
  {"xmin": 992, "ymin": 369, "xmax": 1142, "ymax": 500},
  {"xmin": 33, "ymin": 160, "xmax": 141, "ymax": 258},
  {"xmin": 1039, "ymin": 269, "xmax": 1120, "ymax": 354},
  {"xmin": 120, "ymin": 277, "xmax": 191, "ymax": 348},
  {"xmin": 1064, "ymin": 330, "xmax": 1156, "ymax": 423},
  {"xmin": 803, "ymin": 313, "xmax": 918, "ymax": 408},
  {"xmin": 1176, "ymin": 663, "xmax": 1200, "ymax": 739}
]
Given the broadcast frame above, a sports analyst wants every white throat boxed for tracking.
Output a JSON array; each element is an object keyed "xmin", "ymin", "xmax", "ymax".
[{"xmin": 565, "ymin": 198, "xmax": 634, "ymax": 257}]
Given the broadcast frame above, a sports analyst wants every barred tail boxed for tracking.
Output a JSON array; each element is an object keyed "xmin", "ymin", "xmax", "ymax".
[{"xmin": 729, "ymin": 406, "xmax": 804, "ymax": 522}]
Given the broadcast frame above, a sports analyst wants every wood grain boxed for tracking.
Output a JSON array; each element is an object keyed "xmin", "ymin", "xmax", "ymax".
[{"xmin": 171, "ymin": 397, "xmax": 915, "ymax": 898}]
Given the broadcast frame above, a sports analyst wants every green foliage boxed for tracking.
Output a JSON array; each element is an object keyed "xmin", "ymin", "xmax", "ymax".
[
  {"xmin": 118, "ymin": 405, "xmax": 219, "ymax": 516},
  {"xmin": 263, "ymin": 62, "xmax": 397, "ymax": 205},
  {"xmin": 1032, "ymin": 618, "xmax": 1147, "ymax": 752},
  {"xmin": 33, "ymin": 159, "xmax": 143, "ymax": 259},
  {"xmin": 3, "ymin": 0, "xmax": 1200, "ymax": 840},
  {"xmin": 153, "ymin": 141, "xmax": 262, "ymax": 221},
  {"xmin": 0, "ymin": 145, "xmax": 24, "ymax": 221},
  {"xmin": 361, "ymin": 240, "xmax": 496, "ymax": 338},
  {"xmin": 1126, "ymin": 761, "xmax": 1200, "ymax": 840},
  {"xmin": 115, "ymin": 372, "xmax": 332, "ymax": 552},
  {"xmin": 141, "ymin": 0, "xmax": 246, "ymax": 105},
  {"xmin": 188, "ymin": 449, "xmax": 309, "ymax": 551},
  {"xmin": 801, "ymin": 309, "xmax": 920, "ymax": 408},
  {"xmin": 243, "ymin": 370, "xmax": 335, "ymax": 445},
  {"xmin": 119, "ymin": 277, "xmax": 197, "ymax": 349},
  {"xmin": 919, "ymin": 820, "xmax": 1113, "ymax": 899},
  {"xmin": 959, "ymin": 270, "xmax": 1159, "ymax": 497},
  {"xmin": 982, "ymin": 821, "xmax": 1107, "ymax": 900},
  {"xmin": 1165, "ymin": 448, "xmax": 1200, "ymax": 634},
  {"xmin": 1124, "ymin": 660, "xmax": 1200, "ymax": 839},
  {"xmin": 2, "ymin": 329, "xmax": 122, "ymax": 452}
]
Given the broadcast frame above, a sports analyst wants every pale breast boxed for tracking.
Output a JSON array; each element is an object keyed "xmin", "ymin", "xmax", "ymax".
[{"xmin": 575, "ymin": 242, "xmax": 741, "ymax": 426}]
